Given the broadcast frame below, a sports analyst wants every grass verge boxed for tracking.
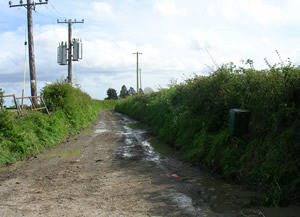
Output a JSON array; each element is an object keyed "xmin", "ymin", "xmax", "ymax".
[{"xmin": 0, "ymin": 82, "xmax": 116, "ymax": 167}]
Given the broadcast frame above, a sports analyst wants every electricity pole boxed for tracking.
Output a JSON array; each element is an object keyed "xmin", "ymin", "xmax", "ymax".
[
  {"xmin": 139, "ymin": 68, "xmax": 142, "ymax": 92},
  {"xmin": 9, "ymin": 0, "xmax": 48, "ymax": 103},
  {"xmin": 132, "ymin": 52, "xmax": 142, "ymax": 93},
  {"xmin": 57, "ymin": 19, "xmax": 84, "ymax": 85}
]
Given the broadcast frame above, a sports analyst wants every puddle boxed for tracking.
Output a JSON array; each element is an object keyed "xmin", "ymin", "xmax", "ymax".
[
  {"xmin": 95, "ymin": 129, "xmax": 108, "ymax": 134},
  {"xmin": 170, "ymin": 192, "xmax": 200, "ymax": 215},
  {"xmin": 148, "ymin": 138, "xmax": 178, "ymax": 158},
  {"xmin": 125, "ymin": 138, "xmax": 133, "ymax": 145},
  {"xmin": 141, "ymin": 140, "xmax": 160, "ymax": 162},
  {"xmin": 116, "ymin": 132, "xmax": 132, "ymax": 135},
  {"xmin": 127, "ymin": 123, "xmax": 146, "ymax": 130},
  {"xmin": 119, "ymin": 122, "xmax": 174, "ymax": 163},
  {"xmin": 94, "ymin": 120, "xmax": 112, "ymax": 135},
  {"xmin": 113, "ymin": 112, "xmax": 300, "ymax": 217},
  {"xmin": 96, "ymin": 121, "xmax": 106, "ymax": 128}
]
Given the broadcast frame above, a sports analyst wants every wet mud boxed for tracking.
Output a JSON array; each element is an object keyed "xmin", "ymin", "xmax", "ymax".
[{"xmin": 0, "ymin": 110, "xmax": 299, "ymax": 217}]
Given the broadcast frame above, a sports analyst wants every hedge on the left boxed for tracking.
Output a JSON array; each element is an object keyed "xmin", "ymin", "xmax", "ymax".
[{"xmin": 0, "ymin": 82, "xmax": 109, "ymax": 166}]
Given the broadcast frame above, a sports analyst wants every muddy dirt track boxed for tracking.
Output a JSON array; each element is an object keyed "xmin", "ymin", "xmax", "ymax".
[{"xmin": 0, "ymin": 111, "xmax": 299, "ymax": 217}]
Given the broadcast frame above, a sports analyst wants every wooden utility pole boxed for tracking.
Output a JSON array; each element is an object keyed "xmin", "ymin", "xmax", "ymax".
[
  {"xmin": 9, "ymin": 0, "xmax": 48, "ymax": 103},
  {"xmin": 57, "ymin": 19, "xmax": 84, "ymax": 85},
  {"xmin": 132, "ymin": 52, "xmax": 142, "ymax": 93},
  {"xmin": 27, "ymin": 1, "xmax": 36, "ymax": 101},
  {"xmin": 68, "ymin": 19, "xmax": 72, "ymax": 84},
  {"xmin": 139, "ymin": 68, "xmax": 142, "ymax": 92}
]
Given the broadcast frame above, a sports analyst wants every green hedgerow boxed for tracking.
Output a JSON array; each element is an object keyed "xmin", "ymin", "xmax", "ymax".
[
  {"xmin": 115, "ymin": 61, "xmax": 300, "ymax": 206},
  {"xmin": 0, "ymin": 82, "xmax": 116, "ymax": 167}
]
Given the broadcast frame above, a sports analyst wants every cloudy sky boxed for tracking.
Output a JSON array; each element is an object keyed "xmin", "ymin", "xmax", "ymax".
[{"xmin": 1, "ymin": 0, "xmax": 300, "ymax": 100}]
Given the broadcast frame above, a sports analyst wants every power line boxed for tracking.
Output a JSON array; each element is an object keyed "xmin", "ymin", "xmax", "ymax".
[
  {"xmin": 9, "ymin": 0, "xmax": 49, "ymax": 104},
  {"xmin": 49, "ymin": 2, "xmax": 64, "ymax": 18},
  {"xmin": 205, "ymin": 47, "xmax": 220, "ymax": 69}
]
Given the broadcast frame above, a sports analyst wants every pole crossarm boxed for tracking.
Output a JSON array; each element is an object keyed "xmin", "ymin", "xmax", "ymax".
[
  {"xmin": 57, "ymin": 19, "xmax": 85, "ymax": 24},
  {"xmin": 57, "ymin": 19, "xmax": 84, "ymax": 85},
  {"xmin": 9, "ymin": 0, "xmax": 48, "ymax": 8},
  {"xmin": 8, "ymin": 0, "xmax": 48, "ymax": 103}
]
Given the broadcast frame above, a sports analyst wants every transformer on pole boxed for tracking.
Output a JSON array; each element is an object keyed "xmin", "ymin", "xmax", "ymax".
[
  {"xmin": 57, "ymin": 19, "xmax": 84, "ymax": 85},
  {"xmin": 57, "ymin": 42, "xmax": 67, "ymax": 65},
  {"xmin": 72, "ymin": 38, "xmax": 83, "ymax": 61}
]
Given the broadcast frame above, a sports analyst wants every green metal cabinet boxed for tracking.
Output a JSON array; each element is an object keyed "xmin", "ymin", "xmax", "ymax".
[{"xmin": 229, "ymin": 109, "xmax": 250, "ymax": 136}]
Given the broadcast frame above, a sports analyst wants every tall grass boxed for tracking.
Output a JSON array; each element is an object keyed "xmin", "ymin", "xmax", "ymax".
[
  {"xmin": 115, "ymin": 62, "xmax": 300, "ymax": 206},
  {"xmin": 0, "ymin": 82, "xmax": 116, "ymax": 167}
]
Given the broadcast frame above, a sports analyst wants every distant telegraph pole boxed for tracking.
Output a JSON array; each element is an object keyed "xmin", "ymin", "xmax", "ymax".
[
  {"xmin": 132, "ymin": 52, "xmax": 142, "ymax": 93},
  {"xmin": 57, "ymin": 19, "xmax": 84, "ymax": 85},
  {"xmin": 139, "ymin": 68, "xmax": 142, "ymax": 92},
  {"xmin": 9, "ymin": 0, "xmax": 48, "ymax": 103}
]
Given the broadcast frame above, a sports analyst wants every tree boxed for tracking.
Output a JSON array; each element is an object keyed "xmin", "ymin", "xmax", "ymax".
[
  {"xmin": 119, "ymin": 85, "xmax": 129, "ymax": 99},
  {"xmin": 144, "ymin": 87, "xmax": 154, "ymax": 94},
  {"xmin": 105, "ymin": 88, "xmax": 118, "ymax": 100},
  {"xmin": 128, "ymin": 87, "xmax": 136, "ymax": 96},
  {"xmin": 138, "ymin": 88, "xmax": 144, "ymax": 94}
]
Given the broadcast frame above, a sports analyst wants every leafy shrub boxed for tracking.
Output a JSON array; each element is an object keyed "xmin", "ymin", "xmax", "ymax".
[
  {"xmin": 0, "ymin": 82, "xmax": 115, "ymax": 167},
  {"xmin": 0, "ymin": 88, "xmax": 4, "ymax": 106},
  {"xmin": 115, "ymin": 61, "xmax": 300, "ymax": 206},
  {"xmin": 0, "ymin": 88, "xmax": 3, "ymax": 99},
  {"xmin": 41, "ymin": 82, "xmax": 98, "ymax": 132}
]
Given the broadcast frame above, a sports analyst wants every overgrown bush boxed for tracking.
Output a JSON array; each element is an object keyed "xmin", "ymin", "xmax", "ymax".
[
  {"xmin": 0, "ymin": 82, "xmax": 116, "ymax": 167},
  {"xmin": 115, "ymin": 61, "xmax": 300, "ymax": 206},
  {"xmin": 41, "ymin": 82, "xmax": 98, "ymax": 132},
  {"xmin": 0, "ymin": 88, "xmax": 4, "ymax": 104}
]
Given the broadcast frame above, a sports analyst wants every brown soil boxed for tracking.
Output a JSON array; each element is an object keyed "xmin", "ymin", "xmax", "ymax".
[{"xmin": 0, "ymin": 111, "xmax": 299, "ymax": 217}]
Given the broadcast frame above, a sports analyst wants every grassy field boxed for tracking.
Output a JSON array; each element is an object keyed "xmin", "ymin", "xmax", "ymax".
[{"xmin": 115, "ymin": 61, "xmax": 300, "ymax": 206}]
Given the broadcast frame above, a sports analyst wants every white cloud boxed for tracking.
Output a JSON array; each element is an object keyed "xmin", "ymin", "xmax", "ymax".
[
  {"xmin": 247, "ymin": 0, "xmax": 281, "ymax": 25},
  {"xmin": 164, "ymin": 34, "xmax": 186, "ymax": 49},
  {"xmin": 88, "ymin": 2, "xmax": 115, "ymax": 20},
  {"xmin": 275, "ymin": 0, "xmax": 300, "ymax": 25},
  {"xmin": 217, "ymin": 0, "xmax": 281, "ymax": 25},
  {"xmin": 187, "ymin": 31, "xmax": 224, "ymax": 50},
  {"xmin": 82, "ymin": 39, "xmax": 135, "ymax": 70},
  {"xmin": 0, "ymin": 31, "xmax": 25, "ymax": 75},
  {"xmin": 2, "ymin": 0, "xmax": 300, "ymax": 100},
  {"xmin": 153, "ymin": 1, "xmax": 188, "ymax": 17},
  {"xmin": 164, "ymin": 31, "xmax": 223, "ymax": 51},
  {"xmin": 92, "ymin": 2, "xmax": 113, "ymax": 14}
]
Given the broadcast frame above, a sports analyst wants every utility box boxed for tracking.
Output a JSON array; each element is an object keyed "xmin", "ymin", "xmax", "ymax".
[
  {"xmin": 229, "ymin": 109, "xmax": 250, "ymax": 136},
  {"xmin": 57, "ymin": 42, "xmax": 67, "ymax": 65},
  {"xmin": 73, "ymin": 38, "xmax": 82, "ymax": 61}
]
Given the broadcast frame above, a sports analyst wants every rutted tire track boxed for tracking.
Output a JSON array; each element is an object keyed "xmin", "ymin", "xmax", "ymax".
[{"xmin": 0, "ymin": 111, "xmax": 298, "ymax": 217}]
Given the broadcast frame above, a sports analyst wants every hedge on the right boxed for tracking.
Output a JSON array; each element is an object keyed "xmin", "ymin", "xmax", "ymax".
[{"xmin": 115, "ymin": 61, "xmax": 300, "ymax": 206}]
